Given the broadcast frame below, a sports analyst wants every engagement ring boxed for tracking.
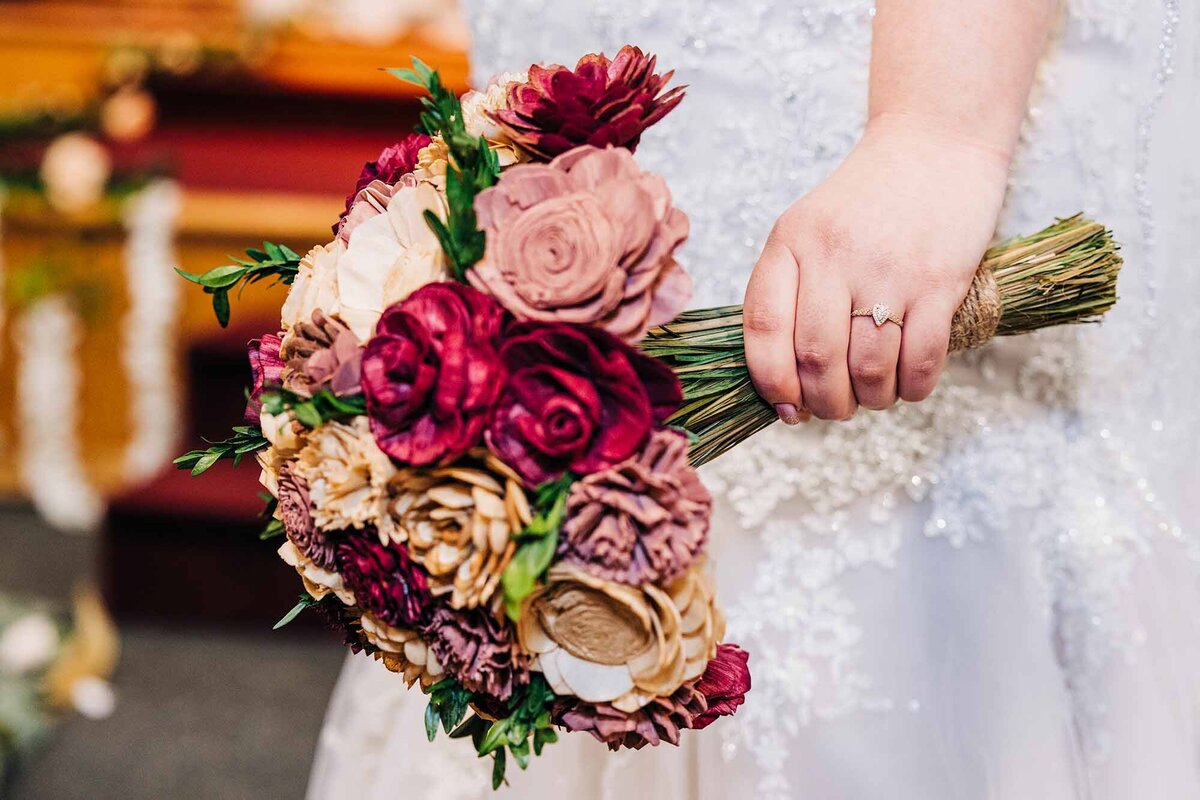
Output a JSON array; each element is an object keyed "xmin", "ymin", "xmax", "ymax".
[{"xmin": 852, "ymin": 303, "xmax": 903, "ymax": 328}]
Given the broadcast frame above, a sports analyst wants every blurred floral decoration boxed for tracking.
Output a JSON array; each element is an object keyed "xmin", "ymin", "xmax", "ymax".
[
  {"xmin": 1, "ymin": 46, "xmax": 182, "ymax": 530},
  {"xmin": 242, "ymin": 0, "xmax": 468, "ymax": 49},
  {"xmin": 0, "ymin": 588, "xmax": 119, "ymax": 787}
]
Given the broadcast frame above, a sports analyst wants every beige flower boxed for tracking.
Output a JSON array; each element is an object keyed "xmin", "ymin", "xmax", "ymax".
[
  {"xmin": 277, "ymin": 540, "xmax": 355, "ymax": 605},
  {"xmin": 280, "ymin": 240, "xmax": 344, "ymax": 332},
  {"xmin": 415, "ymin": 72, "xmax": 531, "ymax": 190},
  {"xmin": 40, "ymin": 133, "xmax": 111, "ymax": 213},
  {"xmin": 259, "ymin": 411, "xmax": 306, "ymax": 455},
  {"xmin": 360, "ymin": 612, "xmax": 445, "ymax": 689},
  {"xmin": 294, "ymin": 417, "xmax": 398, "ymax": 536},
  {"xmin": 337, "ymin": 175, "xmax": 450, "ymax": 341},
  {"xmin": 518, "ymin": 563, "xmax": 723, "ymax": 710},
  {"xmin": 385, "ymin": 451, "xmax": 532, "ymax": 609}
]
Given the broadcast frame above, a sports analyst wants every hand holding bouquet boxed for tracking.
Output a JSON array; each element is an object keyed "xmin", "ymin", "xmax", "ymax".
[{"xmin": 177, "ymin": 46, "xmax": 1120, "ymax": 788}]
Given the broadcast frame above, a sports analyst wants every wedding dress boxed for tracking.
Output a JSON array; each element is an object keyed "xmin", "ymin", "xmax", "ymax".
[{"xmin": 308, "ymin": 2, "xmax": 1200, "ymax": 798}]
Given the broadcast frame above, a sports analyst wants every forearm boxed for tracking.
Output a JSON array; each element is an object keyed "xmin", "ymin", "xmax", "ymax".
[{"xmin": 868, "ymin": 0, "xmax": 1059, "ymax": 159}]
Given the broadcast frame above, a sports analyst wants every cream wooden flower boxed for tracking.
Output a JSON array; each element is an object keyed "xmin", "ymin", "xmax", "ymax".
[
  {"xmin": 387, "ymin": 451, "xmax": 532, "ymax": 609},
  {"xmin": 277, "ymin": 540, "xmax": 354, "ymax": 605},
  {"xmin": 359, "ymin": 612, "xmax": 445, "ymax": 689},
  {"xmin": 280, "ymin": 240, "xmax": 344, "ymax": 332},
  {"xmin": 336, "ymin": 177, "xmax": 449, "ymax": 341},
  {"xmin": 518, "ymin": 563, "xmax": 723, "ymax": 710},
  {"xmin": 295, "ymin": 417, "xmax": 398, "ymax": 537}
]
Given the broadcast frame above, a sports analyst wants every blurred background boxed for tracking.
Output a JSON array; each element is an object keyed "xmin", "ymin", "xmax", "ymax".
[{"xmin": 0, "ymin": 1, "xmax": 471, "ymax": 796}]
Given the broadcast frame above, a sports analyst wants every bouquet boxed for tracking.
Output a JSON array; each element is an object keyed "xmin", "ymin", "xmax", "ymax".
[{"xmin": 176, "ymin": 46, "xmax": 1121, "ymax": 788}]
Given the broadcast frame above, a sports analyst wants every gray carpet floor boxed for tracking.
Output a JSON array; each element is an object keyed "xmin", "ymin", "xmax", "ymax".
[{"xmin": 1, "ymin": 504, "xmax": 344, "ymax": 800}]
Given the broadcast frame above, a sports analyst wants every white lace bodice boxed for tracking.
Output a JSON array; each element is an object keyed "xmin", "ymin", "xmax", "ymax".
[{"xmin": 309, "ymin": 5, "xmax": 1200, "ymax": 799}]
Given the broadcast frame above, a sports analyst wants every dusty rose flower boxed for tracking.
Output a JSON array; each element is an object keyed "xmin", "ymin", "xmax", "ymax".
[
  {"xmin": 335, "ymin": 133, "xmax": 431, "ymax": 235},
  {"xmin": 554, "ymin": 683, "xmax": 707, "ymax": 751},
  {"xmin": 469, "ymin": 145, "xmax": 690, "ymax": 343},
  {"xmin": 560, "ymin": 429, "xmax": 710, "ymax": 586},
  {"xmin": 421, "ymin": 606, "xmax": 529, "ymax": 702},
  {"xmin": 277, "ymin": 462, "xmax": 338, "ymax": 570},
  {"xmin": 336, "ymin": 528, "xmax": 432, "ymax": 628},
  {"xmin": 492, "ymin": 46, "xmax": 684, "ymax": 160},
  {"xmin": 244, "ymin": 333, "xmax": 284, "ymax": 425},
  {"xmin": 280, "ymin": 310, "xmax": 363, "ymax": 398},
  {"xmin": 692, "ymin": 644, "xmax": 751, "ymax": 730}
]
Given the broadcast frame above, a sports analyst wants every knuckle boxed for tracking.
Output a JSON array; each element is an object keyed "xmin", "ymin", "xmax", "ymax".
[
  {"xmin": 743, "ymin": 303, "xmax": 788, "ymax": 336},
  {"xmin": 794, "ymin": 346, "xmax": 833, "ymax": 375},
  {"xmin": 850, "ymin": 359, "xmax": 892, "ymax": 388},
  {"xmin": 809, "ymin": 213, "xmax": 854, "ymax": 260},
  {"xmin": 906, "ymin": 354, "xmax": 943, "ymax": 383}
]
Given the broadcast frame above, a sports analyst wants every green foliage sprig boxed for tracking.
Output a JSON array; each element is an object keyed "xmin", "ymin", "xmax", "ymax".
[
  {"xmin": 176, "ymin": 242, "xmax": 302, "ymax": 327},
  {"xmin": 260, "ymin": 387, "xmax": 367, "ymax": 428},
  {"xmin": 173, "ymin": 426, "xmax": 268, "ymax": 476},
  {"xmin": 428, "ymin": 677, "xmax": 559, "ymax": 790},
  {"xmin": 388, "ymin": 59, "xmax": 500, "ymax": 279},
  {"xmin": 500, "ymin": 474, "xmax": 573, "ymax": 621},
  {"xmin": 273, "ymin": 592, "xmax": 319, "ymax": 630}
]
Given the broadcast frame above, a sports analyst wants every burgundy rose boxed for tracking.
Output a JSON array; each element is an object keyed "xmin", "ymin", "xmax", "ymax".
[
  {"xmin": 245, "ymin": 333, "xmax": 284, "ymax": 425},
  {"xmin": 692, "ymin": 644, "xmax": 751, "ymax": 730},
  {"xmin": 486, "ymin": 321, "xmax": 682, "ymax": 487},
  {"xmin": 334, "ymin": 133, "xmax": 431, "ymax": 235},
  {"xmin": 336, "ymin": 529, "xmax": 432, "ymax": 628},
  {"xmin": 361, "ymin": 283, "xmax": 508, "ymax": 467}
]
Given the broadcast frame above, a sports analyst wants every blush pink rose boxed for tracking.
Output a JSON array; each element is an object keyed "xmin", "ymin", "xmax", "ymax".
[{"xmin": 469, "ymin": 145, "xmax": 691, "ymax": 343}]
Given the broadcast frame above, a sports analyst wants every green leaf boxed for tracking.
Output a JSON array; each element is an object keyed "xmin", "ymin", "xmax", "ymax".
[
  {"xmin": 259, "ymin": 519, "xmax": 284, "ymax": 540},
  {"xmin": 425, "ymin": 702, "xmax": 440, "ymax": 742},
  {"xmin": 272, "ymin": 596, "xmax": 312, "ymax": 630},
  {"xmin": 190, "ymin": 449, "xmax": 225, "ymax": 477},
  {"xmin": 491, "ymin": 748, "xmax": 507, "ymax": 791},
  {"xmin": 292, "ymin": 401, "xmax": 323, "ymax": 429},
  {"xmin": 196, "ymin": 265, "xmax": 248, "ymax": 288},
  {"xmin": 478, "ymin": 720, "xmax": 509, "ymax": 756},
  {"xmin": 212, "ymin": 290, "xmax": 231, "ymax": 327}
]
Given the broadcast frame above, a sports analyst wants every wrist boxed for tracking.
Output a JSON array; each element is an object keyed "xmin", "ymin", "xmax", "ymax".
[{"xmin": 863, "ymin": 111, "xmax": 1015, "ymax": 173}]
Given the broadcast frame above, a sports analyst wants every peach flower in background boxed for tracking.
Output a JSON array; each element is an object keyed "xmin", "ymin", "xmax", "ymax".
[
  {"xmin": 337, "ymin": 174, "xmax": 450, "ymax": 341},
  {"xmin": 469, "ymin": 145, "xmax": 691, "ymax": 343}
]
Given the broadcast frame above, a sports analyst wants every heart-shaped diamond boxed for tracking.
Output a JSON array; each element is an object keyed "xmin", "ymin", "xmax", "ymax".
[{"xmin": 871, "ymin": 303, "xmax": 891, "ymax": 327}]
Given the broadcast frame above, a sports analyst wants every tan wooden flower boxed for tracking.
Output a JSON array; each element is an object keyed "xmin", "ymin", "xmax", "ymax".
[
  {"xmin": 385, "ymin": 450, "xmax": 532, "ymax": 609},
  {"xmin": 360, "ymin": 611, "xmax": 445, "ymax": 689},
  {"xmin": 518, "ymin": 563, "xmax": 723, "ymax": 711},
  {"xmin": 277, "ymin": 540, "xmax": 355, "ymax": 606}
]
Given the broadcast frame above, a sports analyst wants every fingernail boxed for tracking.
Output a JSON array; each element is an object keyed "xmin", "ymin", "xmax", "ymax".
[{"xmin": 775, "ymin": 403, "xmax": 805, "ymax": 425}]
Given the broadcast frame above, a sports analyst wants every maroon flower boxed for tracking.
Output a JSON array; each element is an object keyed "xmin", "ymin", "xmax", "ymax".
[
  {"xmin": 553, "ymin": 684, "xmax": 708, "ymax": 751},
  {"xmin": 692, "ymin": 644, "xmax": 751, "ymax": 730},
  {"xmin": 486, "ymin": 321, "xmax": 682, "ymax": 487},
  {"xmin": 361, "ymin": 283, "xmax": 508, "ymax": 467},
  {"xmin": 245, "ymin": 333, "xmax": 284, "ymax": 425},
  {"xmin": 334, "ymin": 133, "xmax": 431, "ymax": 235},
  {"xmin": 277, "ymin": 463, "xmax": 338, "ymax": 570},
  {"xmin": 492, "ymin": 46, "xmax": 685, "ymax": 160},
  {"xmin": 336, "ymin": 529, "xmax": 432, "ymax": 628},
  {"xmin": 420, "ymin": 606, "xmax": 530, "ymax": 703}
]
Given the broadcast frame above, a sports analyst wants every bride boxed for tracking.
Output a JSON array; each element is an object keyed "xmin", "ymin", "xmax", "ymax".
[{"xmin": 308, "ymin": 1, "xmax": 1200, "ymax": 797}]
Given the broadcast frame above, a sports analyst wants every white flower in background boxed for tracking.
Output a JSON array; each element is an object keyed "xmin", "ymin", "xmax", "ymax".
[
  {"xmin": 40, "ymin": 133, "xmax": 111, "ymax": 214},
  {"xmin": 277, "ymin": 540, "xmax": 355, "ymax": 605},
  {"xmin": 0, "ymin": 613, "xmax": 60, "ymax": 675},
  {"xmin": 337, "ymin": 177, "xmax": 449, "ymax": 341},
  {"xmin": 280, "ymin": 240, "xmax": 344, "ymax": 332},
  {"xmin": 69, "ymin": 676, "xmax": 116, "ymax": 720}
]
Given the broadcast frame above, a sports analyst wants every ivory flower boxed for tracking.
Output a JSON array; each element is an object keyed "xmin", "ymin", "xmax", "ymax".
[
  {"xmin": 294, "ymin": 417, "xmax": 399, "ymax": 537},
  {"xmin": 518, "ymin": 563, "xmax": 723, "ymax": 710},
  {"xmin": 277, "ymin": 540, "xmax": 355, "ymax": 605},
  {"xmin": 280, "ymin": 240, "xmax": 344, "ymax": 332},
  {"xmin": 337, "ymin": 175, "xmax": 450, "ymax": 341},
  {"xmin": 360, "ymin": 612, "xmax": 445, "ymax": 689}
]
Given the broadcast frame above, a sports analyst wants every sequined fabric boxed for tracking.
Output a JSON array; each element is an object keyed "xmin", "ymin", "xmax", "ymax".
[{"xmin": 308, "ymin": 3, "xmax": 1200, "ymax": 798}]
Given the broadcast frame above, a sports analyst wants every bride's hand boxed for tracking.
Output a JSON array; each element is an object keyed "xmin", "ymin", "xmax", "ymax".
[{"xmin": 743, "ymin": 113, "xmax": 1011, "ymax": 422}]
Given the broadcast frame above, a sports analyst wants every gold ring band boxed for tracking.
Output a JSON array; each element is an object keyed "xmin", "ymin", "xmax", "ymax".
[{"xmin": 852, "ymin": 303, "xmax": 903, "ymax": 328}]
